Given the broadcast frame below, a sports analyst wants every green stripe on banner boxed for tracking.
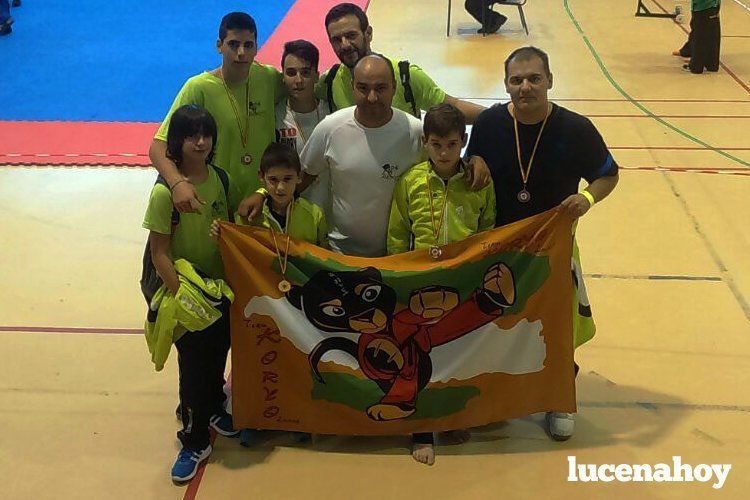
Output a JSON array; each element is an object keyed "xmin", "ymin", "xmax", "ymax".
[{"xmin": 562, "ymin": 0, "xmax": 750, "ymax": 168}]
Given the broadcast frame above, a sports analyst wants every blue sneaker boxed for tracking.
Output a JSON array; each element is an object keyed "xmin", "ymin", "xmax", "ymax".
[
  {"xmin": 171, "ymin": 444, "xmax": 212, "ymax": 482},
  {"xmin": 209, "ymin": 412, "xmax": 239, "ymax": 437}
]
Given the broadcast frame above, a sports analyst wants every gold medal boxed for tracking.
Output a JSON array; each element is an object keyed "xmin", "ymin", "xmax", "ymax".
[
  {"xmin": 241, "ymin": 153, "xmax": 252, "ymax": 165},
  {"xmin": 278, "ymin": 280, "xmax": 291, "ymax": 293},
  {"xmin": 517, "ymin": 189, "xmax": 531, "ymax": 203},
  {"xmin": 429, "ymin": 246, "xmax": 442, "ymax": 259}
]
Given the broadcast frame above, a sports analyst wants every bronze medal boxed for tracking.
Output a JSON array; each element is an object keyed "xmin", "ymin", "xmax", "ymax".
[
  {"xmin": 278, "ymin": 280, "xmax": 292, "ymax": 293},
  {"xmin": 241, "ymin": 153, "xmax": 253, "ymax": 165},
  {"xmin": 429, "ymin": 246, "xmax": 442, "ymax": 259},
  {"xmin": 517, "ymin": 189, "xmax": 531, "ymax": 203}
]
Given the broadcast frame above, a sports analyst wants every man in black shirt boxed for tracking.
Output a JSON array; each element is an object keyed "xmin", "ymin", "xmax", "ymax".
[{"xmin": 466, "ymin": 46, "xmax": 619, "ymax": 441}]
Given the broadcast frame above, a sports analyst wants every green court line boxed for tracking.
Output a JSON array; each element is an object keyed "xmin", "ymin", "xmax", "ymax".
[{"xmin": 563, "ymin": 0, "xmax": 750, "ymax": 168}]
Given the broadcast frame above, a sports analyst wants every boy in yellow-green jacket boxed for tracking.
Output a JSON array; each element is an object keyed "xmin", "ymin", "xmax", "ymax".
[
  {"xmin": 386, "ymin": 103, "xmax": 495, "ymax": 466},
  {"xmin": 388, "ymin": 103, "xmax": 495, "ymax": 257}
]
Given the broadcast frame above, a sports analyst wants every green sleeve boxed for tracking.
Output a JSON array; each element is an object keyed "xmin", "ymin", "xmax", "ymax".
[
  {"xmin": 409, "ymin": 64, "xmax": 447, "ymax": 110},
  {"xmin": 386, "ymin": 176, "xmax": 412, "ymax": 255},
  {"xmin": 155, "ymin": 78, "xmax": 204, "ymax": 141},
  {"xmin": 478, "ymin": 182, "xmax": 497, "ymax": 232},
  {"xmin": 272, "ymin": 67, "xmax": 286, "ymax": 104},
  {"xmin": 142, "ymin": 184, "xmax": 174, "ymax": 234},
  {"xmin": 314, "ymin": 73, "xmax": 328, "ymax": 101},
  {"xmin": 224, "ymin": 172, "xmax": 236, "ymax": 218}
]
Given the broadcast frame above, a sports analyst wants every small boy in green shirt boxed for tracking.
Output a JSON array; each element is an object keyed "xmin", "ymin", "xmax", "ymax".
[
  {"xmin": 212, "ymin": 142, "xmax": 328, "ymax": 247},
  {"xmin": 386, "ymin": 103, "xmax": 496, "ymax": 466}
]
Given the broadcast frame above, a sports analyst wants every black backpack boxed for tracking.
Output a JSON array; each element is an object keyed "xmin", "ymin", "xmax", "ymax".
[
  {"xmin": 140, "ymin": 165, "xmax": 230, "ymax": 306},
  {"xmin": 326, "ymin": 59, "xmax": 420, "ymax": 119}
]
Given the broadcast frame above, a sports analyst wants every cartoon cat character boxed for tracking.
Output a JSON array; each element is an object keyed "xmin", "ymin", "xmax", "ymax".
[{"xmin": 286, "ymin": 263, "xmax": 515, "ymax": 421}]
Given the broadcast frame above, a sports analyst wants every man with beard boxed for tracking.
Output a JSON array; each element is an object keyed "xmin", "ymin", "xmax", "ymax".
[{"xmin": 317, "ymin": 3, "xmax": 485, "ymax": 122}]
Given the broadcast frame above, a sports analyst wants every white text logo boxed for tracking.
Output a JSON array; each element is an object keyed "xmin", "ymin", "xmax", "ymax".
[{"xmin": 567, "ymin": 456, "xmax": 731, "ymax": 489}]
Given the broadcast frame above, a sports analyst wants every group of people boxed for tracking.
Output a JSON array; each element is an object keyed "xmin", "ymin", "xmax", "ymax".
[{"xmin": 142, "ymin": 3, "xmax": 619, "ymax": 483}]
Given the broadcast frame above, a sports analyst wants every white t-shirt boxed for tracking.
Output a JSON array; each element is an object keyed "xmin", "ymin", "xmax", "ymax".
[
  {"xmin": 275, "ymin": 99, "xmax": 331, "ymax": 218},
  {"xmin": 275, "ymin": 99, "xmax": 330, "ymax": 153},
  {"xmin": 300, "ymin": 106, "xmax": 424, "ymax": 257}
]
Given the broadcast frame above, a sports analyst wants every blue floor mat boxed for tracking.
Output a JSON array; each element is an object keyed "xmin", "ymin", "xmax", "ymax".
[{"xmin": 0, "ymin": 1, "xmax": 295, "ymax": 122}]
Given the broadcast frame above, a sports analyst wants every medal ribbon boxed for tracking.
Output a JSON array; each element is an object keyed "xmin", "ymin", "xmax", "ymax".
[
  {"xmin": 220, "ymin": 71, "xmax": 251, "ymax": 149},
  {"xmin": 426, "ymin": 170, "xmax": 450, "ymax": 245},
  {"xmin": 512, "ymin": 104, "xmax": 550, "ymax": 193},
  {"xmin": 269, "ymin": 202, "xmax": 294, "ymax": 284}
]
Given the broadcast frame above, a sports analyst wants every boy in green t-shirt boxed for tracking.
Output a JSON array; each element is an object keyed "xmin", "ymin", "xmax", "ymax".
[
  {"xmin": 386, "ymin": 103, "xmax": 495, "ymax": 466},
  {"xmin": 149, "ymin": 12, "xmax": 284, "ymax": 212},
  {"xmin": 142, "ymin": 105, "xmax": 238, "ymax": 483}
]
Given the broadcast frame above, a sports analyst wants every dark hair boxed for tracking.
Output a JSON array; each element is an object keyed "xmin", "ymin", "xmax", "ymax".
[
  {"xmin": 219, "ymin": 12, "xmax": 257, "ymax": 41},
  {"xmin": 166, "ymin": 105, "xmax": 218, "ymax": 168},
  {"xmin": 423, "ymin": 103, "xmax": 466, "ymax": 138},
  {"xmin": 503, "ymin": 46, "xmax": 551, "ymax": 81},
  {"xmin": 353, "ymin": 53, "xmax": 395, "ymax": 84},
  {"xmin": 325, "ymin": 3, "xmax": 369, "ymax": 32},
  {"xmin": 260, "ymin": 143, "xmax": 302, "ymax": 174},
  {"xmin": 281, "ymin": 40, "xmax": 320, "ymax": 73}
]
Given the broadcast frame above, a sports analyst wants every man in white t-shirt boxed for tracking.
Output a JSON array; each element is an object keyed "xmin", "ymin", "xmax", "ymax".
[
  {"xmin": 299, "ymin": 54, "xmax": 422, "ymax": 257},
  {"xmin": 301, "ymin": 54, "xmax": 438, "ymax": 464}
]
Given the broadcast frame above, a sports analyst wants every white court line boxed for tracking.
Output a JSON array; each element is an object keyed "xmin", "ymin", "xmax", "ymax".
[{"xmin": 731, "ymin": 0, "xmax": 750, "ymax": 13}]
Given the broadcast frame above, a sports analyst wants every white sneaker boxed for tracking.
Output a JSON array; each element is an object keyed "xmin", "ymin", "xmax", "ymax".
[{"xmin": 546, "ymin": 412, "xmax": 575, "ymax": 441}]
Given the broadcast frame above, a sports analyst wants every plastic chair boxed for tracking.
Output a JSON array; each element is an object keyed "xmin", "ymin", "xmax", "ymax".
[{"xmin": 447, "ymin": 0, "xmax": 529, "ymax": 36}]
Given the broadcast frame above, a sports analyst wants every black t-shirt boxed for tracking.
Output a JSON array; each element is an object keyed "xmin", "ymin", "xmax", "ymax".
[{"xmin": 466, "ymin": 103, "xmax": 618, "ymax": 227}]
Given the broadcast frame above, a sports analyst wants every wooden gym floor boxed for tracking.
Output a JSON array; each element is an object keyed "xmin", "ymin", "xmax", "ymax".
[{"xmin": 1, "ymin": 0, "xmax": 749, "ymax": 498}]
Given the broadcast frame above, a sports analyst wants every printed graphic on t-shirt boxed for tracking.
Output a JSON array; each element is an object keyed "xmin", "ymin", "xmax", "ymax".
[
  {"xmin": 211, "ymin": 198, "xmax": 227, "ymax": 219},
  {"xmin": 277, "ymin": 127, "xmax": 298, "ymax": 151},
  {"xmin": 381, "ymin": 164, "xmax": 398, "ymax": 179}
]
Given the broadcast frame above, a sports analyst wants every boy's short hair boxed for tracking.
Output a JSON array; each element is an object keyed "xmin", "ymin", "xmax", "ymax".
[
  {"xmin": 423, "ymin": 103, "xmax": 466, "ymax": 138},
  {"xmin": 260, "ymin": 143, "xmax": 302, "ymax": 174},
  {"xmin": 504, "ymin": 46, "xmax": 551, "ymax": 81},
  {"xmin": 219, "ymin": 12, "xmax": 257, "ymax": 41},
  {"xmin": 325, "ymin": 3, "xmax": 369, "ymax": 32},
  {"xmin": 166, "ymin": 105, "xmax": 218, "ymax": 167},
  {"xmin": 281, "ymin": 40, "xmax": 320, "ymax": 73}
]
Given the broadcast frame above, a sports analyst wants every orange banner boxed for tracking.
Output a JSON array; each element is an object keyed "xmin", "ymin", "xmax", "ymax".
[{"xmin": 219, "ymin": 209, "xmax": 576, "ymax": 435}]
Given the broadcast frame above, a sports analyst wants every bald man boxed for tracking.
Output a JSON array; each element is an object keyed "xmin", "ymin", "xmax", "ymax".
[{"xmin": 299, "ymin": 54, "xmax": 424, "ymax": 257}]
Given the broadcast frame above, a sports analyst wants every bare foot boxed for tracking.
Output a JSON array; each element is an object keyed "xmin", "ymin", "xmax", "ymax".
[
  {"xmin": 440, "ymin": 428, "xmax": 471, "ymax": 444},
  {"xmin": 412, "ymin": 443, "xmax": 435, "ymax": 466}
]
